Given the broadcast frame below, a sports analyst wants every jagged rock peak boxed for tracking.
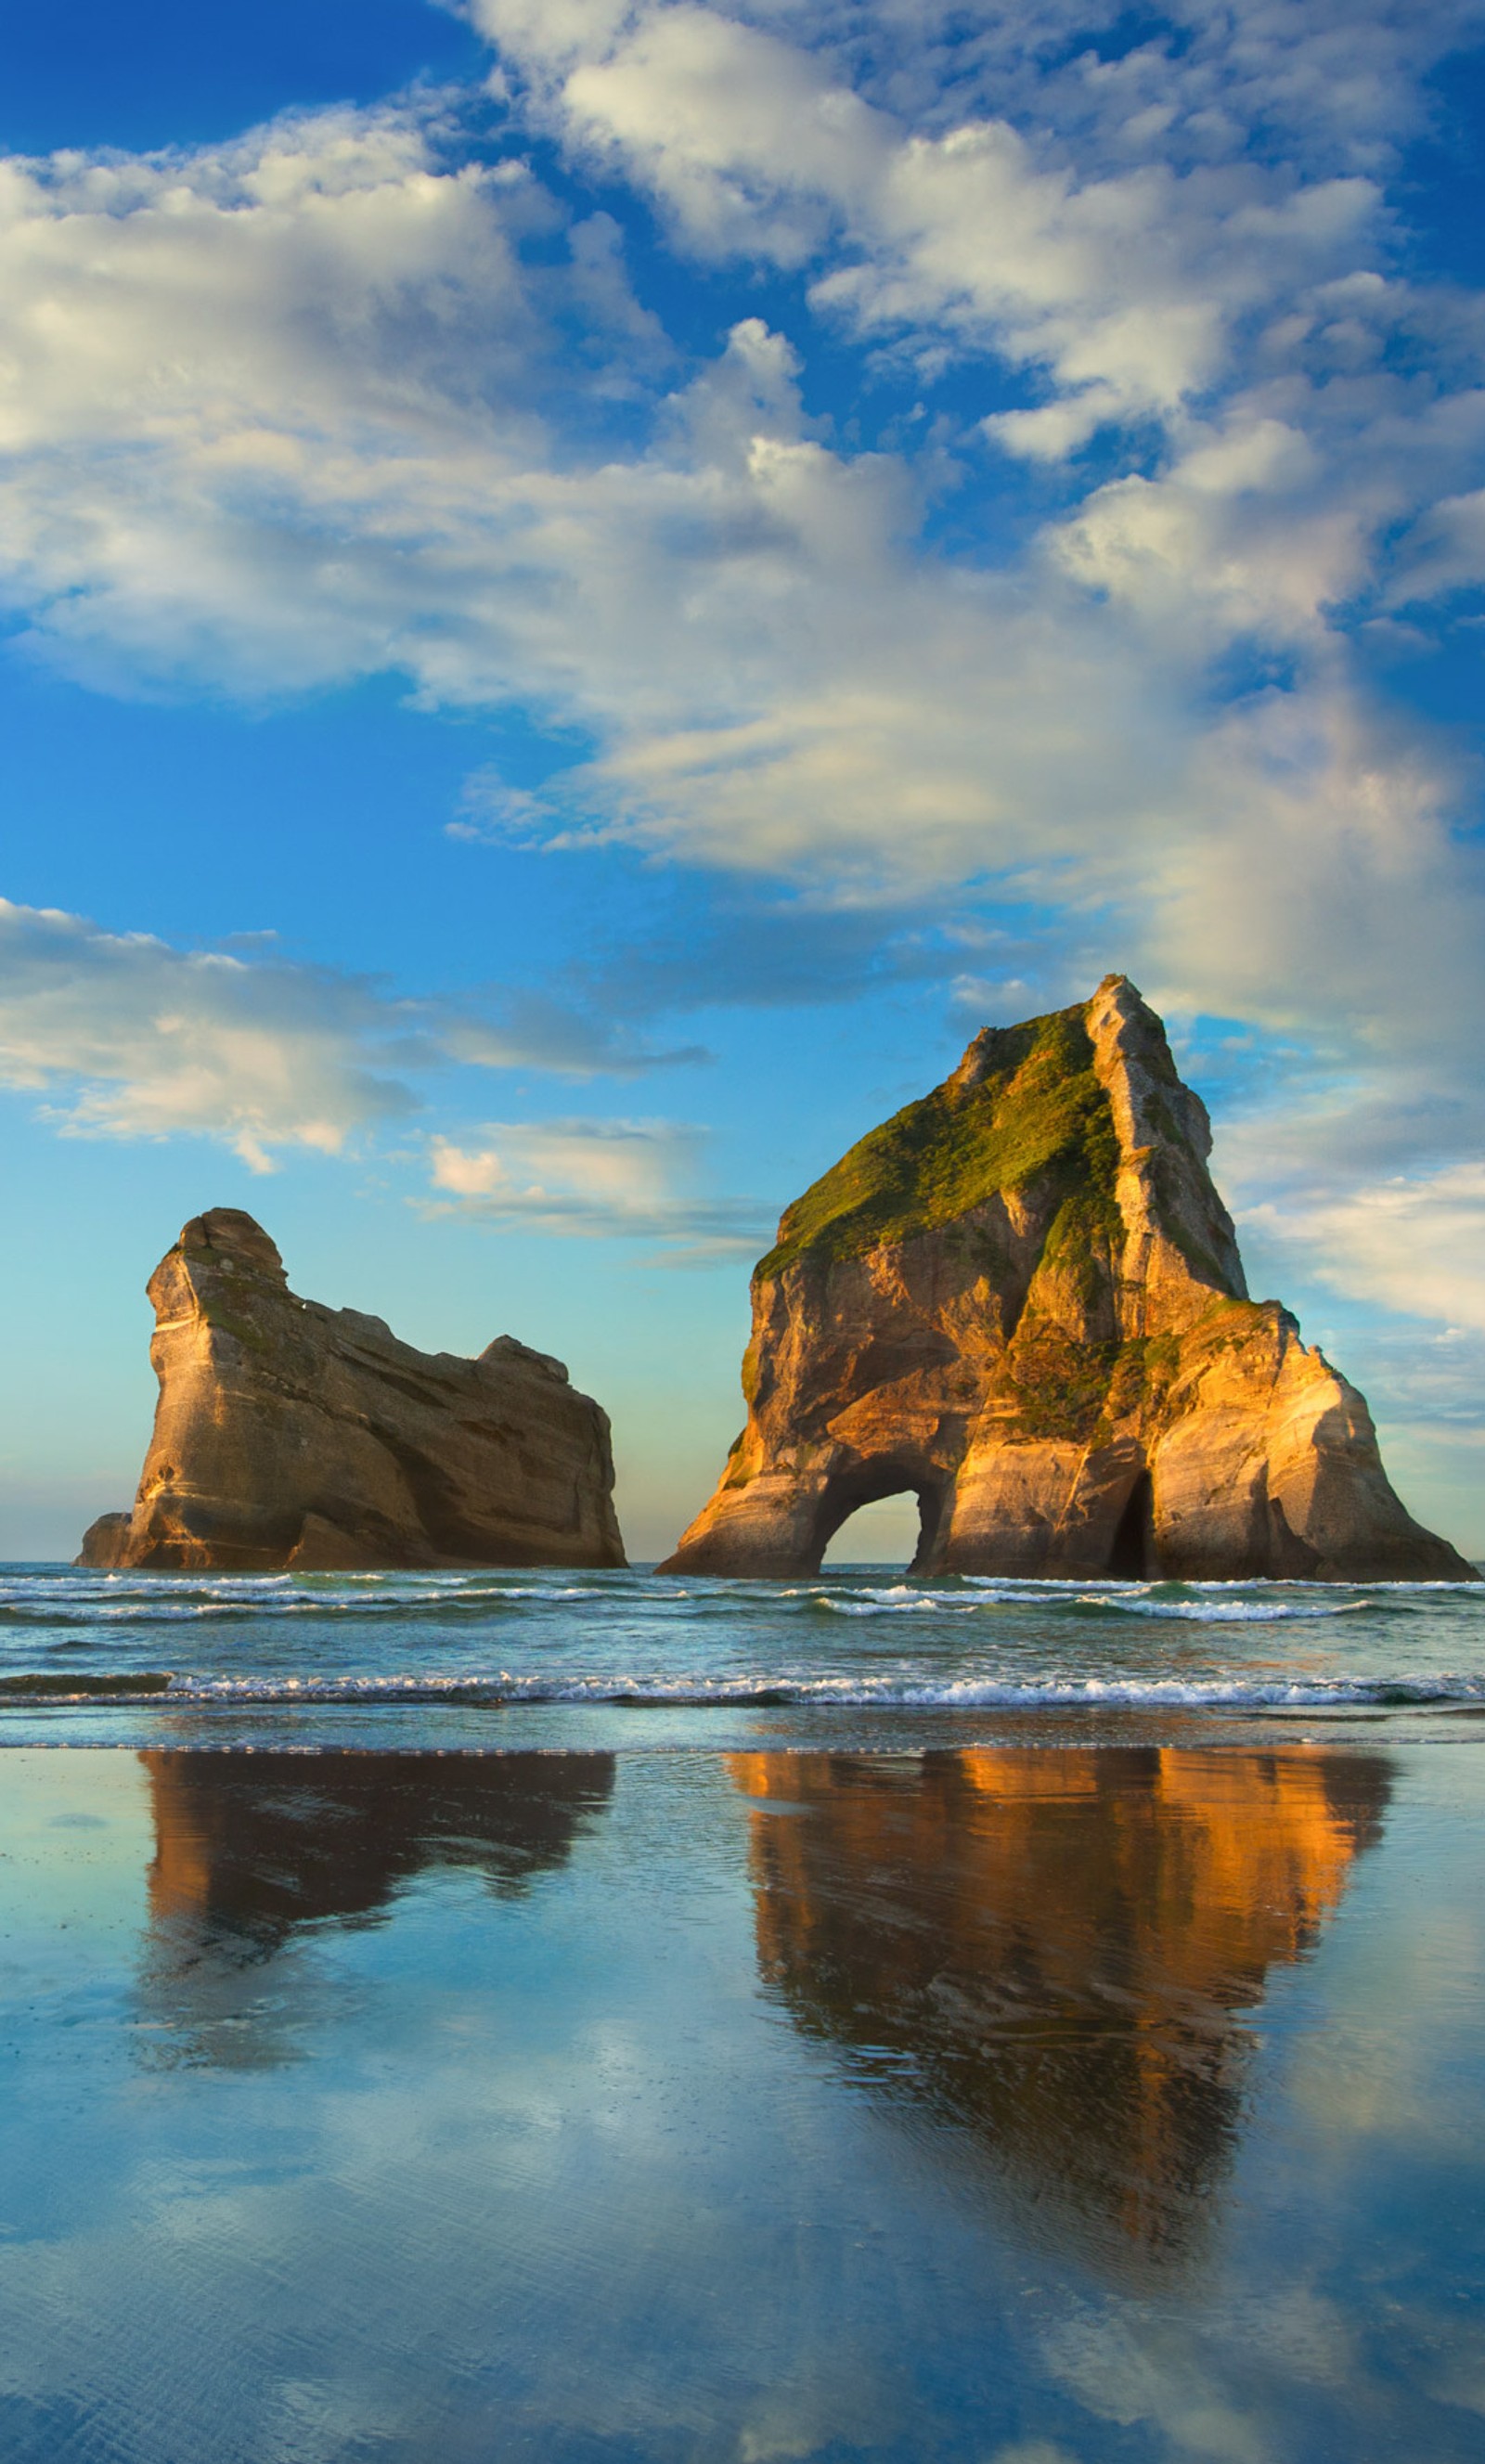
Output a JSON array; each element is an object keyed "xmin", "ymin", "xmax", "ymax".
[
  {"xmin": 78, "ymin": 1210, "xmax": 626, "ymax": 1573},
  {"xmin": 661, "ymin": 980, "xmax": 1469, "ymax": 1583},
  {"xmin": 755, "ymin": 974, "xmax": 1245, "ymax": 1331}
]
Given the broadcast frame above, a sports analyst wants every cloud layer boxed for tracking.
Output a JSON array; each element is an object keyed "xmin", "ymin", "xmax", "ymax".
[
  {"xmin": 3, "ymin": 33, "xmax": 1480, "ymax": 1025},
  {"xmin": 429, "ymin": 1117, "xmax": 766, "ymax": 1255},
  {"xmin": 0, "ymin": 901, "xmax": 703, "ymax": 1169},
  {"xmin": 0, "ymin": 899, "xmax": 425, "ymax": 1167}
]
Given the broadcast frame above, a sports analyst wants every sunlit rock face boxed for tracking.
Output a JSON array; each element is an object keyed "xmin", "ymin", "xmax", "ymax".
[
  {"xmin": 729, "ymin": 1748, "xmax": 1389, "ymax": 2275},
  {"xmin": 137, "ymin": 1750, "xmax": 615, "ymax": 2065},
  {"xmin": 664, "ymin": 977, "xmax": 1467, "ymax": 1580},
  {"xmin": 77, "ymin": 1208, "xmax": 626, "ymax": 1571}
]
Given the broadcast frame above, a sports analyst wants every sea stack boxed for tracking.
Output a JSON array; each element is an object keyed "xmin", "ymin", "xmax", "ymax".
[
  {"xmin": 662, "ymin": 977, "xmax": 1469, "ymax": 1581},
  {"xmin": 78, "ymin": 1209, "xmax": 626, "ymax": 1571}
]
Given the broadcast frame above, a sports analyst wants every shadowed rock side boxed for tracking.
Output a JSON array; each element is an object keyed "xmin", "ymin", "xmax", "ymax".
[
  {"xmin": 78, "ymin": 1208, "xmax": 626, "ymax": 1571},
  {"xmin": 729, "ymin": 1748, "xmax": 1389, "ymax": 2276},
  {"xmin": 664, "ymin": 976, "xmax": 1468, "ymax": 1579},
  {"xmin": 137, "ymin": 1749, "xmax": 615, "ymax": 2066}
]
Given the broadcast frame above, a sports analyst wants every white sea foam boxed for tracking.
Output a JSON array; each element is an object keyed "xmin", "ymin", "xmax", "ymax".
[
  {"xmin": 4, "ymin": 1668, "xmax": 1480, "ymax": 1711},
  {"xmin": 2, "ymin": 1562, "xmax": 1480, "ymax": 1726}
]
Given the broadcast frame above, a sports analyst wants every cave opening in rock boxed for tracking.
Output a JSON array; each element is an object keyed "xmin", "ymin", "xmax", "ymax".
[
  {"xmin": 1108, "ymin": 1469, "xmax": 1157, "ymax": 1580},
  {"xmin": 817, "ymin": 1473, "xmax": 944, "ymax": 1574}
]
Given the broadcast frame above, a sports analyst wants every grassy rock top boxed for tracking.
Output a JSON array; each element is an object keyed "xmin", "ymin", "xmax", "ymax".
[{"xmin": 757, "ymin": 1003, "xmax": 1121, "ymax": 1280}]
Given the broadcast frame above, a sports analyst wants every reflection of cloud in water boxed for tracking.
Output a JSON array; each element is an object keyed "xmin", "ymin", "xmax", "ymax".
[
  {"xmin": 136, "ymin": 1749, "xmax": 614, "ymax": 2067},
  {"xmin": 729, "ymin": 1747, "xmax": 1389, "ymax": 2279}
]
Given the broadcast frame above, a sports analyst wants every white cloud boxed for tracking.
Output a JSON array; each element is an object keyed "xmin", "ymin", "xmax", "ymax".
[
  {"xmin": 0, "ymin": 102, "xmax": 661, "ymax": 696},
  {"xmin": 1211, "ymin": 1063, "xmax": 1485, "ymax": 1450},
  {"xmin": 0, "ymin": 898, "xmax": 425, "ymax": 1168},
  {"xmin": 0, "ymin": 86, "xmax": 1479, "ymax": 1012},
  {"xmin": 428, "ymin": 1117, "xmax": 767, "ymax": 1253},
  {"xmin": 472, "ymin": 0, "xmax": 1414, "ymax": 436},
  {"xmin": 1241, "ymin": 1159, "xmax": 1485, "ymax": 1334},
  {"xmin": 1390, "ymin": 485, "xmax": 1485, "ymax": 605},
  {"xmin": 603, "ymin": 4, "xmax": 1485, "ymax": 176},
  {"xmin": 0, "ymin": 899, "xmax": 700, "ymax": 1168},
  {"xmin": 1052, "ymin": 416, "xmax": 1366, "ymax": 648}
]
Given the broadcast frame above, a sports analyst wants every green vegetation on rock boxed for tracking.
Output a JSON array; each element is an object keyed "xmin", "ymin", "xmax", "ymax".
[
  {"xmin": 757, "ymin": 1005, "xmax": 1121, "ymax": 1279},
  {"xmin": 1000, "ymin": 1329, "xmax": 1121, "ymax": 1442}
]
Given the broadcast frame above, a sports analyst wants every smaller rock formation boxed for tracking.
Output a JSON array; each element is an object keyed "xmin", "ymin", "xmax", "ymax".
[
  {"xmin": 78, "ymin": 1208, "xmax": 625, "ymax": 1571},
  {"xmin": 663, "ymin": 977, "xmax": 1471, "ymax": 1580}
]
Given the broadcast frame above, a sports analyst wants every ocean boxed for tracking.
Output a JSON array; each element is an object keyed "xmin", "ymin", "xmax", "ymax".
[{"xmin": 2, "ymin": 1561, "xmax": 1483, "ymax": 1747}]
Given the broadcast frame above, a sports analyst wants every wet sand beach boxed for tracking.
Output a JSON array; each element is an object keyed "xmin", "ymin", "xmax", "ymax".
[{"xmin": 2, "ymin": 1714, "xmax": 1484, "ymax": 2460}]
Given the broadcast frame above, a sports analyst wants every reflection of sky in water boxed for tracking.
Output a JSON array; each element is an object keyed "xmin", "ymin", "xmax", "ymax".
[{"xmin": 0, "ymin": 1745, "xmax": 1482, "ymax": 2461}]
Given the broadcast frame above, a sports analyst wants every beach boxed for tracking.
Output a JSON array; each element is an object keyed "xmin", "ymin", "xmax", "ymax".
[{"xmin": 2, "ymin": 1567, "xmax": 1484, "ymax": 2458}]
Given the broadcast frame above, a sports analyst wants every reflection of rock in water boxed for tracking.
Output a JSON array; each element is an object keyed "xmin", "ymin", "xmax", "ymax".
[
  {"xmin": 729, "ymin": 1748, "xmax": 1388, "ymax": 2277},
  {"xmin": 138, "ymin": 1749, "xmax": 614, "ymax": 2065}
]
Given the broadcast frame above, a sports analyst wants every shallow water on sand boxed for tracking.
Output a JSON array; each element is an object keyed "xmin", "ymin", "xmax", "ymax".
[
  {"xmin": 1, "ymin": 1737, "xmax": 1484, "ymax": 2462},
  {"xmin": 5, "ymin": 1567, "xmax": 1485, "ymax": 2457}
]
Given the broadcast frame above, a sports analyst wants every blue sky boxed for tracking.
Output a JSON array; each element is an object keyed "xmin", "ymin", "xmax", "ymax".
[{"xmin": 4, "ymin": 0, "xmax": 1485, "ymax": 1561}]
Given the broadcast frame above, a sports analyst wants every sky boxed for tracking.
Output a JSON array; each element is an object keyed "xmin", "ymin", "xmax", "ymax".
[{"xmin": 3, "ymin": 0, "xmax": 1484, "ymax": 1564}]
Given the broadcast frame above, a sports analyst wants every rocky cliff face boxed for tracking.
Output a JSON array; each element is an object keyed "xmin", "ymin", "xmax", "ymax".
[
  {"xmin": 78, "ymin": 1208, "xmax": 626, "ymax": 1571},
  {"xmin": 662, "ymin": 976, "xmax": 1470, "ymax": 1580}
]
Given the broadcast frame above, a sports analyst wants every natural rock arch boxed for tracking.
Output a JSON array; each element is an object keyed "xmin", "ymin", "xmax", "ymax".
[
  {"xmin": 662, "ymin": 978, "xmax": 1469, "ymax": 1584},
  {"xmin": 813, "ymin": 1460, "xmax": 949, "ymax": 1574}
]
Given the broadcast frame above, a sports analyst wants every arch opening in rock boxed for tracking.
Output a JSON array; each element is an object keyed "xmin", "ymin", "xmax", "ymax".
[
  {"xmin": 1108, "ymin": 1468, "xmax": 1158, "ymax": 1580},
  {"xmin": 813, "ymin": 1464, "xmax": 946, "ymax": 1577}
]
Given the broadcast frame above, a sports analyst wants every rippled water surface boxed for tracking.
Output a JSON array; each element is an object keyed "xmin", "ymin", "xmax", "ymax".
[{"xmin": 3, "ymin": 1563, "xmax": 1484, "ymax": 1739}]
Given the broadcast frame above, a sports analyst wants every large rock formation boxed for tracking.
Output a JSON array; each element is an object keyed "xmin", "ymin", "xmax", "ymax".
[
  {"xmin": 663, "ymin": 976, "xmax": 1470, "ymax": 1580},
  {"xmin": 78, "ymin": 1208, "xmax": 626, "ymax": 1571}
]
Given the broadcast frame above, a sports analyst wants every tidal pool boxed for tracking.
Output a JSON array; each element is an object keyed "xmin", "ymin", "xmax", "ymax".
[{"xmin": 0, "ymin": 1741, "xmax": 1482, "ymax": 2460}]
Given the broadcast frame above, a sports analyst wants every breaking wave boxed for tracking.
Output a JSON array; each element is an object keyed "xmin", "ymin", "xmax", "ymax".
[
  {"xmin": 2, "ymin": 1562, "xmax": 1480, "ymax": 1728},
  {"xmin": 1, "ymin": 1669, "xmax": 1482, "ymax": 1712}
]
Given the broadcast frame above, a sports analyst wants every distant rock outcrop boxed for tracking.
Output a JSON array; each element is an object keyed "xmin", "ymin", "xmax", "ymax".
[
  {"xmin": 78, "ymin": 1209, "xmax": 626, "ymax": 1571},
  {"xmin": 662, "ymin": 976, "xmax": 1470, "ymax": 1581}
]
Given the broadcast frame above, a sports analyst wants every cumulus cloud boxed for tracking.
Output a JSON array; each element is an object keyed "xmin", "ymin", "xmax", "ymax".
[
  {"xmin": 1212, "ymin": 1067, "xmax": 1485, "ymax": 1450},
  {"xmin": 1218, "ymin": 1055, "xmax": 1485, "ymax": 1340},
  {"xmin": 719, "ymin": 2, "xmax": 1485, "ymax": 173},
  {"xmin": 0, "ymin": 102, "xmax": 662, "ymax": 696},
  {"xmin": 2, "ymin": 76, "xmax": 1481, "ymax": 1039},
  {"xmin": 427, "ymin": 1117, "xmax": 767, "ymax": 1255},
  {"xmin": 7, "ymin": 42, "xmax": 1472, "ymax": 1052},
  {"xmin": 471, "ymin": 0, "xmax": 1455, "ymax": 434}
]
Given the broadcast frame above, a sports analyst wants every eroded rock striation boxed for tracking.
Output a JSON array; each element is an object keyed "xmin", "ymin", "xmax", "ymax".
[
  {"xmin": 78, "ymin": 1208, "xmax": 626, "ymax": 1571},
  {"xmin": 662, "ymin": 976, "xmax": 1469, "ymax": 1580}
]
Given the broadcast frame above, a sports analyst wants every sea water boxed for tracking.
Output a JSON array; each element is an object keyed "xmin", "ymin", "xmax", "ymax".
[
  {"xmin": 2, "ymin": 1563, "xmax": 1483, "ymax": 1742},
  {"xmin": 3, "ymin": 1567, "xmax": 1485, "ymax": 2460}
]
